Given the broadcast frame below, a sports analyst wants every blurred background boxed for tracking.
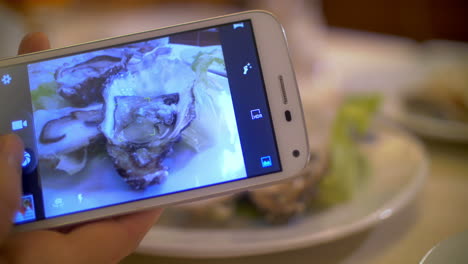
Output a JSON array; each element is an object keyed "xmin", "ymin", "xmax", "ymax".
[
  {"xmin": 1, "ymin": 0, "xmax": 468, "ymax": 56},
  {"xmin": 1, "ymin": 1, "xmax": 468, "ymax": 263}
]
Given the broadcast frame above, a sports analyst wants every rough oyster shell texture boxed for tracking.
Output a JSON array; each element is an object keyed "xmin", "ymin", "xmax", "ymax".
[
  {"xmin": 36, "ymin": 41, "xmax": 197, "ymax": 190},
  {"xmin": 55, "ymin": 55, "xmax": 130, "ymax": 107},
  {"xmin": 101, "ymin": 58, "xmax": 196, "ymax": 190},
  {"xmin": 54, "ymin": 40, "xmax": 170, "ymax": 107}
]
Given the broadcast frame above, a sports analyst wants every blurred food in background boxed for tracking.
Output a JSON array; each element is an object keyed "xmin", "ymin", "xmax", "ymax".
[
  {"xmin": 160, "ymin": 92, "xmax": 382, "ymax": 226},
  {"xmin": 405, "ymin": 44, "xmax": 468, "ymax": 124},
  {"xmin": 387, "ymin": 41, "xmax": 468, "ymax": 142}
]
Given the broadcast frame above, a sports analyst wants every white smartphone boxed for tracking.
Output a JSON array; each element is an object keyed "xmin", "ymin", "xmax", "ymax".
[{"xmin": 0, "ymin": 11, "xmax": 309, "ymax": 231}]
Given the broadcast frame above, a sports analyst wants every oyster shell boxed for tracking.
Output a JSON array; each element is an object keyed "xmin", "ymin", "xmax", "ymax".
[
  {"xmin": 101, "ymin": 58, "xmax": 196, "ymax": 190},
  {"xmin": 247, "ymin": 90, "xmax": 340, "ymax": 223},
  {"xmin": 54, "ymin": 40, "xmax": 171, "ymax": 107},
  {"xmin": 55, "ymin": 55, "xmax": 130, "ymax": 107},
  {"xmin": 34, "ymin": 104, "xmax": 104, "ymax": 175}
]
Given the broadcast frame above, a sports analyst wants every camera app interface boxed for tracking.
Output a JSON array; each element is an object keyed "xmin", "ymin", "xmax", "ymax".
[{"xmin": 0, "ymin": 21, "xmax": 281, "ymax": 224}]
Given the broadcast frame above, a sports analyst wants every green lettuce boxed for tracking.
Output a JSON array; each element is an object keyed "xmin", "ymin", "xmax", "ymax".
[
  {"xmin": 31, "ymin": 81, "xmax": 71, "ymax": 110},
  {"xmin": 313, "ymin": 94, "xmax": 382, "ymax": 207},
  {"xmin": 181, "ymin": 50, "xmax": 229, "ymax": 152}
]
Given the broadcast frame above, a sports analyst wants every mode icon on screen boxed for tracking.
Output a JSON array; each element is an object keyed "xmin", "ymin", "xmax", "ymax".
[
  {"xmin": 250, "ymin": 109, "xmax": 263, "ymax": 120},
  {"xmin": 261, "ymin": 156, "xmax": 272, "ymax": 168}
]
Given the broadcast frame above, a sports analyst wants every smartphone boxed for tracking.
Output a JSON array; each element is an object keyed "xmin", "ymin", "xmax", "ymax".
[{"xmin": 0, "ymin": 11, "xmax": 309, "ymax": 231}]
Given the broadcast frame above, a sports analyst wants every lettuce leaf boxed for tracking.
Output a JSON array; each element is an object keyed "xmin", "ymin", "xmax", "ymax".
[
  {"xmin": 31, "ymin": 81, "xmax": 71, "ymax": 110},
  {"xmin": 181, "ymin": 49, "xmax": 230, "ymax": 152},
  {"xmin": 313, "ymin": 94, "xmax": 381, "ymax": 207}
]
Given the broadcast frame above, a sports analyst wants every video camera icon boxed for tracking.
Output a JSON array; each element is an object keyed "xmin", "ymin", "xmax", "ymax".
[{"xmin": 11, "ymin": 120, "xmax": 28, "ymax": 131}]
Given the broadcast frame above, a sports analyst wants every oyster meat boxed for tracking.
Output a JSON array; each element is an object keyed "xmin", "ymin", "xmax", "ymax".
[
  {"xmin": 34, "ymin": 104, "xmax": 104, "ymax": 175},
  {"xmin": 101, "ymin": 58, "xmax": 196, "ymax": 190}
]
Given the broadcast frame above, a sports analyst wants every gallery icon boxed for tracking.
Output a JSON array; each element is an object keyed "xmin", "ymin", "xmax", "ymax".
[
  {"xmin": 1, "ymin": 74, "xmax": 12, "ymax": 85},
  {"xmin": 12, "ymin": 120, "xmax": 28, "ymax": 131},
  {"xmin": 14, "ymin": 194, "xmax": 36, "ymax": 223},
  {"xmin": 261, "ymin": 156, "xmax": 272, "ymax": 168},
  {"xmin": 251, "ymin": 109, "xmax": 263, "ymax": 120}
]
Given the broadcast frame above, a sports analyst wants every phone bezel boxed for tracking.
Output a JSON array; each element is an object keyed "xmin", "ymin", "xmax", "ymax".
[{"xmin": 3, "ymin": 10, "xmax": 309, "ymax": 231}]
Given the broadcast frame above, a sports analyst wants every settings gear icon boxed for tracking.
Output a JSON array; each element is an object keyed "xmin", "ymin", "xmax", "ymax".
[{"xmin": 2, "ymin": 74, "xmax": 12, "ymax": 85}]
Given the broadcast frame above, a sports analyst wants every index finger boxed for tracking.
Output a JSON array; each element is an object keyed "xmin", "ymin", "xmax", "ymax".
[{"xmin": 18, "ymin": 32, "xmax": 50, "ymax": 55}]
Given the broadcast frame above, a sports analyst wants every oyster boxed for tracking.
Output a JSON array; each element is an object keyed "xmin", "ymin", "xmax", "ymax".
[
  {"xmin": 248, "ymin": 152, "xmax": 328, "ymax": 224},
  {"xmin": 101, "ymin": 58, "xmax": 196, "ymax": 190},
  {"xmin": 54, "ymin": 40, "xmax": 171, "ymax": 107},
  {"xmin": 55, "ymin": 55, "xmax": 130, "ymax": 106},
  {"xmin": 34, "ymin": 104, "xmax": 104, "ymax": 175},
  {"xmin": 248, "ymin": 89, "xmax": 340, "ymax": 223}
]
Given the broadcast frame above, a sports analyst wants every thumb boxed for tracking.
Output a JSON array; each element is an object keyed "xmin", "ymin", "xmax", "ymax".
[{"xmin": 0, "ymin": 134, "xmax": 24, "ymax": 243}]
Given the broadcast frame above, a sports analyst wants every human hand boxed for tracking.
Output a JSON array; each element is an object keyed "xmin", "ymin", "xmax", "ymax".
[{"xmin": 0, "ymin": 33, "xmax": 163, "ymax": 264}]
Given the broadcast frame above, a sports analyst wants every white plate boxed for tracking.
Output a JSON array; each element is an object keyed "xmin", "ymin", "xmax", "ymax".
[
  {"xmin": 387, "ymin": 97, "xmax": 468, "ymax": 142},
  {"xmin": 385, "ymin": 40, "xmax": 468, "ymax": 142},
  {"xmin": 420, "ymin": 230, "xmax": 468, "ymax": 264},
  {"xmin": 137, "ymin": 120, "xmax": 428, "ymax": 258}
]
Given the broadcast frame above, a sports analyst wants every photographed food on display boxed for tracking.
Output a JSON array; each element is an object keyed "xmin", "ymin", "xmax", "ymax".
[
  {"xmin": 100, "ymin": 57, "xmax": 196, "ymax": 190},
  {"xmin": 31, "ymin": 41, "xmax": 198, "ymax": 190},
  {"xmin": 27, "ymin": 28, "xmax": 246, "ymax": 218},
  {"xmin": 34, "ymin": 104, "xmax": 104, "ymax": 175},
  {"xmin": 161, "ymin": 93, "xmax": 382, "ymax": 226}
]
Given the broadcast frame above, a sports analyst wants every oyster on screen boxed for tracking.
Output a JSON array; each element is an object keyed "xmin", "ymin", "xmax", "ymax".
[
  {"xmin": 100, "ymin": 58, "xmax": 196, "ymax": 190},
  {"xmin": 54, "ymin": 40, "xmax": 171, "ymax": 107},
  {"xmin": 34, "ymin": 104, "xmax": 104, "ymax": 175},
  {"xmin": 55, "ymin": 55, "xmax": 131, "ymax": 107}
]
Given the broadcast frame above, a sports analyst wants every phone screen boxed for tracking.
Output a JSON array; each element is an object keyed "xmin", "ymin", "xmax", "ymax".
[{"xmin": 0, "ymin": 20, "xmax": 281, "ymax": 225}]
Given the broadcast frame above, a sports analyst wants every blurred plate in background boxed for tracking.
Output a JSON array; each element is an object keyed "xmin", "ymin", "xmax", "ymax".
[
  {"xmin": 386, "ymin": 40, "xmax": 468, "ymax": 142},
  {"xmin": 388, "ymin": 97, "xmax": 468, "ymax": 142},
  {"xmin": 137, "ymin": 107, "xmax": 428, "ymax": 258}
]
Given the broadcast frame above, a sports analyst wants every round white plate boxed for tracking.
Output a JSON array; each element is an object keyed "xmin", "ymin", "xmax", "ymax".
[
  {"xmin": 137, "ymin": 121, "xmax": 428, "ymax": 258},
  {"xmin": 386, "ymin": 95, "xmax": 468, "ymax": 142},
  {"xmin": 384, "ymin": 40, "xmax": 468, "ymax": 142},
  {"xmin": 420, "ymin": 230, "xmax": 468, "ymax": 264}
]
